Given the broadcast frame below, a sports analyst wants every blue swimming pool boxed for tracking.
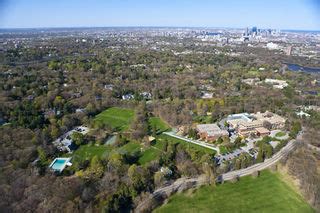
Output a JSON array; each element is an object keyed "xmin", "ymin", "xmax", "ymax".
[{"xmin": 49, "ymin": 158, "xmax": 71, "ymax": 172}]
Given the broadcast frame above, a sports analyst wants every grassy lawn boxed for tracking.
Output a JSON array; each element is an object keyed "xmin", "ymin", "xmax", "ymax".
[
  {"xmin": 118, "ymin": 141, "xmax": 163, "ymax": 165},
  {"xmin": 71, "ymin": 144, "xmax": 112, "ymax": 163},
  {"xmin": 219, "ymin": 144, "xmax": 237, "ymax": 154},
  {"xmin": 71, "ymin": 141, "xmax": 159, "ymax": 165},
  {"xmin": 94, "ymin": 107, "xmax": 134, "ymax": 131},
  {"xmin": 154, "ymin": 170, "xmax": 314, "ymax": 213},
  {"xmin": 247, "ymin": 70, "xmax": 259, "ymax": 76},
  {"xmin": 138, "ymin": 147, "xmax": 162, "ymax": 164},
  {"xmin": 69, "ymin": 113, "xmax": 214, "ymax": 166},
  {"xmin": 157, "ymin": 134, "xmax": 216, "ymax": 155},
  {"xmin": 149, "ymin": 117, "xmax": 171, "ymax": 134},
  {"xmin": 275, "ymin": 131, "xmax": 286, "ymax": 137},
  {"xmin": 219, "ymin": 145, "xmax": 229, "ymax": 154},
  {"xmin": 118, "ymin": 141, "xmax": 142, "ymax": 154}
]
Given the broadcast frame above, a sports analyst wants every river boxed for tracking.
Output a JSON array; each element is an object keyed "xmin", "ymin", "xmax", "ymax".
[{"xmin": 285, "ymin": 63, "xmax": 320, "ymax": 73}]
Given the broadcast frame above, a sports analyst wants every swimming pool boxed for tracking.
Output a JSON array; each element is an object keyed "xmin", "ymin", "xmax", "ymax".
[{"xmin": 49, "ymin": 157, "xmax": 71, "ymax": 172}]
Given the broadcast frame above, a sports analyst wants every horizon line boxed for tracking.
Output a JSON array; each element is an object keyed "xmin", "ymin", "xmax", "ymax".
[{"xmin": 0, "ymin": 25, "xmax": 320, "ymax": 32}]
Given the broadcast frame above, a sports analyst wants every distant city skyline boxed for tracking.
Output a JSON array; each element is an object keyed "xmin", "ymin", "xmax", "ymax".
[{"xmin": 1, "ymin": 0, "xmax": 320, "ymax": 30}]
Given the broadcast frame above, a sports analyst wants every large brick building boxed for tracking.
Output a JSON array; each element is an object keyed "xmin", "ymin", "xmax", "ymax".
[
  {"xmin": 196, "ymin": 124, "xmax": 229, "ymax": 142},
  {"xmin": 227, "ymin": 111, "xmax": 286, "ymax": 137}
]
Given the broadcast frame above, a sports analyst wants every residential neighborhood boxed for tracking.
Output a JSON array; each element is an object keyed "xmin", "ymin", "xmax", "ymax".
[{"xmin": 1, "ymin": 2, "xmax": 319, "ymax": 211}]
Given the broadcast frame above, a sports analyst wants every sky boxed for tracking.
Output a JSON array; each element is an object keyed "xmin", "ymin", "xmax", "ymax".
[{"xmin": 0, "ymin": 0, "xmax": 320, "ymax": 30}]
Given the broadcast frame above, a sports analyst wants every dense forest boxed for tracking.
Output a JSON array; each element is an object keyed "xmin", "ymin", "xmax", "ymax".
[{"xmin": 0, "ymin": 33, "xmax": 319, "ymax": 212}]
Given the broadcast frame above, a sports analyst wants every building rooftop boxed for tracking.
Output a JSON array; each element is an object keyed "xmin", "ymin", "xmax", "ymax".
[
  {"xmin": 227, "ymin": 113, "xmax": 252, "ymax": 122},
  {"xmin": 252, "ymin": 111, "xmax": 286, "ymax": 124},
  {"xmin": 227, "ymin": 111, "xmax": 286, "ymax": 133},
  {"xmin": 196, "ymin": 124, "xmax": 228, "ymax": 137},
  {"xmin": 255, "ymin": 127, "xmax": 270, "ymax": 134}
]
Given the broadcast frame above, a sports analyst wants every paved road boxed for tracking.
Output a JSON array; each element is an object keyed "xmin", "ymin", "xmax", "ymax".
[
  {"xmin": 135, "ymin": 133, "xmax": 301, "ymax": 212},
  {"xmin": 153, "ymin": 176, "xmax": 205, "ymax": 196},
  {"xmin": 222, "ymin": 139, "xmax": 297, "ymax": 180},
  {"xmin": 135, "ymin": 176, "xmax": 207, "ymax": 212},
  {"xmin": 163, "ymin": 131, "xmax": 220, "ymax": 153},
  {"xmin": 308, "ymin": 144, "xmax": 320, "ymax": 152},
  {"xmin": 222, "ymin": 131, "xmax": 305, "ymax": 180}
]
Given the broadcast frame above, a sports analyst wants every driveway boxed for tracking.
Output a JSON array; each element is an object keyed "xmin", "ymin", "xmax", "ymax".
[{"xmin": 163, "ymin": 131, "xmax": 220, "ymax": 153}]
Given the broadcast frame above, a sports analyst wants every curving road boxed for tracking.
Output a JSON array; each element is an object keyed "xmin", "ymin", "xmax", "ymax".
[
  {"xmin": 163, "ymin": 132, "xmax": 302, "ymax": 182},
  {"xmin": 221, "ymin": 131, "xmax": 303, "ymax": 180},
  {"xmin": 135, "ymin": 133, "xmax": 302, "ymax": 212},
  {"xmin": 221, "ymin": 139, "xmax": 298, "ymax": 180},
  {"xmin": 308, "ymin": 144, "xmax": 320, "ymax": 152}
]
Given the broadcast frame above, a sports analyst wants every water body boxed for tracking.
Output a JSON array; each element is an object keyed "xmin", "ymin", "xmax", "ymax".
[
  {"xmin": 285, "ymin": 63, "xmax": 320, "ymax": 73},
  {"xmin": 105, "ymin": 135, "xmax": 117, "ymax": 145}
]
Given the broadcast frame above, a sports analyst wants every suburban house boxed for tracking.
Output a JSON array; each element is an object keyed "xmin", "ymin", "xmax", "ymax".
[
  {"xmin": 140, "ymin": 92, "xmax": 152, "ymax": 100},
  {"xmin": 241, "ymin": 78, "xmax": 288, "ymax": 89},
  {"xmin": 201, "ymin": 92, "xmax": 214, "ymax": 99},
  {"xmin": 264, "ymin": 78, "xmax": 288, "ymax": 89},
  {"xmin": 122, "ymin": 93, "xmax": 134, "ymax": 100},
  {"xmin": 227, "ymin": 111, "xmax": 286, "ymax": 137},
  {"xmin": 296, "ymin": 110, "xmax": 310, "ymax": 118},
  {"xmin": 104, "ymin": 84, "xmax": 114, "ymax": 90},
  {"xmin": 196, "ymin": 124, "xmax": 229, "ymax": 142},
  {"xmin": 53, "ymin": 126, "xmax": 89, "ymax": 152},
  {"xmin": 241, "ymin": 78, "xmax": 260, "ymax": 86}
]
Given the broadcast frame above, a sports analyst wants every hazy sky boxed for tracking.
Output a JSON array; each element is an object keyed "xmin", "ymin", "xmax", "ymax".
[{"xmin": 1, "ymin": 0, "xmax": 320, "ymax": 30}]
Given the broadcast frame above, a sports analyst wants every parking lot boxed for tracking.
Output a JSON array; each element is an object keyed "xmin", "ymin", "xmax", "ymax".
[{"xmin": 216, "ymin": 148, "xmax": 246, "ymax": 164}]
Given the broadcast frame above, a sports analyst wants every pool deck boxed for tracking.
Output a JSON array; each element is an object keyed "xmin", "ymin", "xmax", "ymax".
[{"xmin": 49, "ymin": 157, "xmax": 72, "ymax": 173}]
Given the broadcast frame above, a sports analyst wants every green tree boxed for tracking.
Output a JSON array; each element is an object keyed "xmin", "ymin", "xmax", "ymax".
[
  {"xmin": 71, "ymin": 132, "xmax": 85, "ymax": 146},
  {"xmin": 265, "ymin": 144, "xmax": 273, "ymax": 158},
  {"xmin": 235, "ymin": 159, "xmax": 241, "ymax": 170},
  {"xmin": 104, "ymin": 184, "xmax": 133, "ymax": 212},
  {"xmin": 202, "ymin": 162, "xmax": 216, "ymax": 185},
  {"xmin": 48, "ymin": 60, "xmax": 60, "ymax": 70},
  {"xmin": 81, "ymin": 156, "xmax": 104, "ymax": 181},
  {"xmin": 234, "ymin": 137, "xmax": 242, "ymax": 147},
  {"xmin": 37, "ymin": 147, "xmax": 47, "ymax": 166},
  {"xmin": 50, "ymin": 125, "xmax": 60, "ymax": 139},
  {"xmin": 108, "ymin": 152, "xmax": 124, "ymax": 169},
  {"xmin": 256, "ymin": 149, "xmax": 264, "ymax": 163},
  {"xmin": 289, "ymin": 121, "xmax": 302, "ymax": 138},
  {"xmin": 154, "ymin": 171, "xmax": 165, "ymax": 186},
  {"xmin": 151, "ymin": 124, "xmax": 157, "ymax": 136},
  {"xmin": 216, "ymin": 137, "xmax": 223, "ymax": 144},
  {"xmin": 131, "ymin": 102, "xmax": 148, "ymax": 139},
  {"xmin": 188, "ymin": 128, "xmax": 198, "ymax": 139}
]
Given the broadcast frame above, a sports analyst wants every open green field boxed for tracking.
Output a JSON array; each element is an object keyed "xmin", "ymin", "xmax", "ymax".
[
  {"xmin": 70, "ymin": 114, "xmax": 215, "ymax": 166},
  {"xmin": 157, "ymin": 134, "xmax": 216, "ymax": 155},
  {"xmin": 138, "ymin": 147, "xmax": 162, "ymax": 164},
  {"xmin": 94, "ymin": 107, "xmax": 134, "ymax": 131},
  {"xmin": 71, "ymin": 144, "xmax": 112, "ymax": 162},
  {"xmin": 248, "ymin": 70, "xmax": 259, "ymax": 76},
  {"xmin": 149, "ymin": 117, "xmax": 170, "ymax": 134},
  {"xmin": 118, "ymin": 141, "xmax": 142, "ymax": 154},
  {"xmin": 275, "ymin": 131, "xmax": 286, "ymax": 137},
  {"xmin": 219, "ymin": 145, "xmax": 229, "ymax": 154},
  {"xmin": 80, "ymin": 112, "xmax": 169, "ymax": 165},
  {"xmin": 70, "ymin": 140, "xmax": 162, "ymax": 165},
  {"xmin": 219, "ymin": 144, "xmax": 237, "ymax": 154},
  {"xmin": 154, "ymin": 170, "xmax": 314, "ymax": 213}
]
